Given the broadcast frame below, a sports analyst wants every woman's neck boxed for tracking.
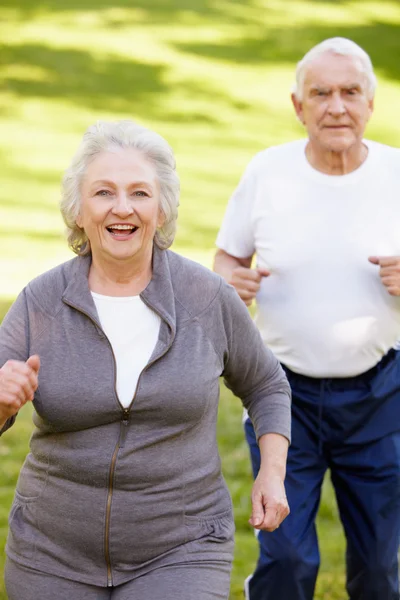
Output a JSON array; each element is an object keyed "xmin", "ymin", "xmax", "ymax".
[{"xmin": 88, "ymin": 253, "xmax": 153, "ymax": 297}]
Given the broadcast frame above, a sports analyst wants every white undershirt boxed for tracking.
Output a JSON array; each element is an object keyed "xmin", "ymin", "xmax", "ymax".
[
  {"xmin": 91, "ymin": 292, "xmax": 161, "ymax": 408},
  {"xmin": 217, "ymin": 139, "xmax": 400, "ymax": 377}
]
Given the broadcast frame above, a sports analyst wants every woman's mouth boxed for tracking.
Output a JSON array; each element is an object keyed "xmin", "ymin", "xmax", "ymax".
[{"xmin": 106, "ymin": 224, "xmax": 138, "ymax": 239}]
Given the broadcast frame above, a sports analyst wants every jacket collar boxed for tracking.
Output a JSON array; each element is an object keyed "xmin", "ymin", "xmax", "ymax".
[
  {"xmin": 141, "ymin": 245, "xmax": 176, "ymax": 337},
  {"xmin": 62, "ymin": 254, "xmax": 98, "ymax": 323},
  {"xmin": 62, "ymin": 246, "xmax": 176, "ymax": 339}
]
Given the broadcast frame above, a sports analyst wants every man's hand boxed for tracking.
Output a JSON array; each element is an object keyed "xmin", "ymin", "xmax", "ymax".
[
  {"xmin": 369, "ymin": 256, "xmax": 400, "ymax": 296},
  {"xmin": 0, "ymin": 355, "xmax": 40, "ymax": 426},
  {"xmin": 249, "ymin": 473, "xmax": 290, "ymax": 532},
  {"xmin": 229, "ymin": 266, "xmax": 270, "ymax": 306}
]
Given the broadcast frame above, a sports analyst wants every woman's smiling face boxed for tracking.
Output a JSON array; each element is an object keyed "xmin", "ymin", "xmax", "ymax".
[{"xmin": 76, "ymin": 147, "xmax": 164, "ymax": 267}]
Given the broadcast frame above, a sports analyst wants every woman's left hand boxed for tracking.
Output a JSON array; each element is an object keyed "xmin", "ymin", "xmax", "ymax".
[{"xmin": 249, "ymin": 473, "xmax": 290, "ymax": 532}]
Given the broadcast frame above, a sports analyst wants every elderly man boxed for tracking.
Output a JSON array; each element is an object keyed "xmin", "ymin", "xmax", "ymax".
[{"xmin": 214, "ymin": 38, "xmax": 400, "ymax": 600}]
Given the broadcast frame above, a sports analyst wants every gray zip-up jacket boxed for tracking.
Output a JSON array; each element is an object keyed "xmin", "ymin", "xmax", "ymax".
[{"xmin": 0, "ymin": 246, "xmax": 291, "ymax": 587}]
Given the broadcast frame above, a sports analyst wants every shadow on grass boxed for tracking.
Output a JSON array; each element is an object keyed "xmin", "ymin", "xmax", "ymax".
[
  {"xmin": 174, "ymin": 21, "xmax": 400, "ymax": 83},
  {"xmin": 2, "ymin": 2, "xmax": 398, "ymax": 124},
  {"xmin": 1, "ymin": 43, "xmax": 166, "ymax": 113},
  {"xmin": 0, "ymin": 42, "xmax": 224, "ymax": 124},
  {"xmin": 0, "ymin": 150, "xmax": 62, "ymax": 187},
  {"xmin": 1, "ymin": 0, "xmax": 263, "ymax": 25}
]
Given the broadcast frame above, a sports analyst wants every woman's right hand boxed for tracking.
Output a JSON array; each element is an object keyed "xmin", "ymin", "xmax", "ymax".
[{"xmin": 0, "ymin": 355, "xmax": 40, "ymax": 426}]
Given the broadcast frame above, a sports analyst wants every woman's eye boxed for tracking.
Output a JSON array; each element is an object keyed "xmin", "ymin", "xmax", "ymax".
[
  {"xmin": 133, "ymin": 190, "xmax": 148, "ymax": 197},
  {"xmin": 95, "ymin": 190, "xmax": 111, "ymax": 196}
]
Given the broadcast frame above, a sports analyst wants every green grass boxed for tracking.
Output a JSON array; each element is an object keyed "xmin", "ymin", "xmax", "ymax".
[{"xmin": 1, "ymin": 0, "xmax": 399, "ymax": 598}]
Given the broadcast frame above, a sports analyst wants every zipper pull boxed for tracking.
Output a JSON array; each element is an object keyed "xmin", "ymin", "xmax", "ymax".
[{"xmin": 120, "ymin": 410, "xmax": 130, "ymax": 448}]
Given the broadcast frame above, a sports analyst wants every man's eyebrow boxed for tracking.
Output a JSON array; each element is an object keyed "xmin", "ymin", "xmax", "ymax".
[
  {"xmin": 308, "ymin": 83, "xmax": 363, "ymax": 93},
  {"xmin": 342, "ymin": 83, "xmax": 362, "ymax": 90},
  {"xmin": 309, "ymin": 85, "xmax": 330, "ymax": 93}
]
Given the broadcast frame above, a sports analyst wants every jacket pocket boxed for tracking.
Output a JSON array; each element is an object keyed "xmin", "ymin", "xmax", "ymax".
[
  {"xmin": 184, "ymin": 509, "xmax": 235, "ymax": 544},
  {"xmin": 6, "ymin": 491, "xmax": 38, "ymax": 560}
]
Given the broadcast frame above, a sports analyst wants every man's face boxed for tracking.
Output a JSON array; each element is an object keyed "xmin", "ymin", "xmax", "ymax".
[{"xmin": 292, "ymin": 52, "xmax": 374, "ymax": 153}]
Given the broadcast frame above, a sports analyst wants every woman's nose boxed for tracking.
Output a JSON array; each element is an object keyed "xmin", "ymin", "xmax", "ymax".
[{"xmin": 112, "ymin": 193, "xmax": 134, "ymax": 216}]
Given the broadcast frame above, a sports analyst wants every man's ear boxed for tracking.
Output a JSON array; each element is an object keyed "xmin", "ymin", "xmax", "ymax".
[
  {"xmin": 291, "ymin": 93, "xmax": 304, "ymax": 124},
  {"xmin": 367, "ymin": 96, "xmax": 374, "ymax": 120}
]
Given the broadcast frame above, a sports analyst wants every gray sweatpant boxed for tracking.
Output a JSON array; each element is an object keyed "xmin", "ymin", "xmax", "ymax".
[{"xmin": 5, "ymin": 558, "xmax": 232, "ymax": 599}]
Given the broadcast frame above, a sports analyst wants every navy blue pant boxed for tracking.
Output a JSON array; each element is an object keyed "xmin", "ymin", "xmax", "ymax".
[{"xmin": 245, "ymin": 350, "xmax": 400, "ymax": 600}]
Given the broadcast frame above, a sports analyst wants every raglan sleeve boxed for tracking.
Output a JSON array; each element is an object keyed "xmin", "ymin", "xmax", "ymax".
[
  {"xmin": 216, "ymin": 281, "xmax": 291, "ymax": 442},
  {"xmin": 0, "ymin": 289, "xmax": 31, "ymax": 435}
]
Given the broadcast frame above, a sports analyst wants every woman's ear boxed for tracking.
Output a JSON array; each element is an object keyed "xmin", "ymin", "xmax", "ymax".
[
  {"xmin": 75, "ymin": 213, "xmax": 83, "ymax": 228},
  {"xmin": 157, "ymin": 209, "xmax": 165, "ymax": 229}
]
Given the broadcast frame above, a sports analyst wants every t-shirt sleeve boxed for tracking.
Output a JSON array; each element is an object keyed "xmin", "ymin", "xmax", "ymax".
[{"xmin": 216, "ymin": 157, "xmax": 259, "ymax": 259}]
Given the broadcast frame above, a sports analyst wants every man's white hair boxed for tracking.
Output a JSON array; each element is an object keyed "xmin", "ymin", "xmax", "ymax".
[{"xmin": 293, "ymin": 37, "xmax": 377, "ymax": 101}]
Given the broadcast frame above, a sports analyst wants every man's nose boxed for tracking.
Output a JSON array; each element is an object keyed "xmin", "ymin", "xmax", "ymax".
[
  {"xmin": 112, "ymin": 193, "xmax": 134, "ymax": 216},
  {"xmin": 328, "ymin": 93, "xmax": 346, "ymax": 116}
]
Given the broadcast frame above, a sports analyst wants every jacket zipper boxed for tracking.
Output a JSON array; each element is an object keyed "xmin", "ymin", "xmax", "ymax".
[
  {"xmin": 63, "ymin": 299, "xmax": 173, "ymax": 587},
  {"xmin": 63, "ymin": 301, "xmax": 120, "ymax": 586}
]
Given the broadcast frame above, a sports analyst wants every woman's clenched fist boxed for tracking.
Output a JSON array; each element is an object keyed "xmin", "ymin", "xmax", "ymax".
[{"xmin": 0, "ymin": 355, "xmax": 40, "ymax": 426}]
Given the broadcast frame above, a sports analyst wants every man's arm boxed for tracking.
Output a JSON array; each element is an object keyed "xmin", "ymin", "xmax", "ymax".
[
  {"xmin": 214, "ymin": 249, "xmax": 269, "ymax": 306},
  {"xmin": 214, "ymin": 249, "xmax": 253, "ymax": 279},
  {"xmin": 369, "ymin": 255, "xmax": 400, "ymax": 296}
]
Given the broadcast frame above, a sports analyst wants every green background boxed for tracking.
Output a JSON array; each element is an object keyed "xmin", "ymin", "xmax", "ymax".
[{"xmin": 1, "ymin": 1, "xmax": 399, "ymax": 598}]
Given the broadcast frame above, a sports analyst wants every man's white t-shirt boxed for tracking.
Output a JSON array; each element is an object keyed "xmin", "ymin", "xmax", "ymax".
[
  {"xmin": 216, "ymin": 139, "xmax": 400, "ymax": 378},
  {"xmin": 92, "ymin": 293, "xmax": 161, "ymax": 408}
]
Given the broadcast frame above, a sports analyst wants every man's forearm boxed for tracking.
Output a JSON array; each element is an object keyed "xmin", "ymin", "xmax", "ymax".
[{"xmin": 213, "ymin": 249, "xmax": 251, "ymax": 282}]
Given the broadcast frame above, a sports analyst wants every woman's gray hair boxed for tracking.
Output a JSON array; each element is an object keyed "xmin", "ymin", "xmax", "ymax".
[
  {"xmin": 60, "ymin": 120, "xmax": 180, "ymax": 255},
  {"xmin": 293, "ymin": 37, "xmax": 377, "ymax": 101}
]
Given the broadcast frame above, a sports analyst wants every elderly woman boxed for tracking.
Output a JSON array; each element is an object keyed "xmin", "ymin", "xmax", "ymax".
[{"xmin": 0, "ymin": 120, "xmax": 291, "ymax": 600}]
